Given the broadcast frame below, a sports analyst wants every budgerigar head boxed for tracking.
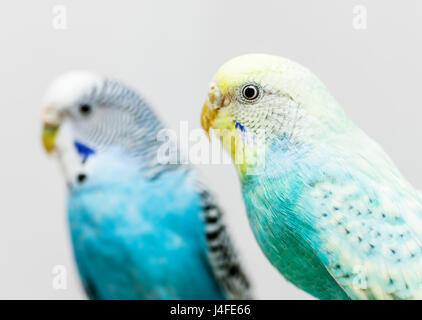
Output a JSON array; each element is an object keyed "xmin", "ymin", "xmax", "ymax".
[
  {"xmin": 41, "ymin": 71, "xmax": 164, "ymax": 186},
  {"xmin": 201, "ymin": 54, "xmax": 352, "ymax": 173}
]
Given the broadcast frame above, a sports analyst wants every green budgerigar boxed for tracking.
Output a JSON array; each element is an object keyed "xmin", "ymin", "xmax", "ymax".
[{"xmin": 201, "ymin": 54, "xmax": 422, "ymax": 300}]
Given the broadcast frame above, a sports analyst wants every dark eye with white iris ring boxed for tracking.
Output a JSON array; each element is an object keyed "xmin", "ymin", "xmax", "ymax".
[
  {"xmin": 79, "ymin": 104, "xmax": 92, "ymax": 116},
  {"xmin": 241, "ymin": 84, "xmax": 260, "ymax": 101}
]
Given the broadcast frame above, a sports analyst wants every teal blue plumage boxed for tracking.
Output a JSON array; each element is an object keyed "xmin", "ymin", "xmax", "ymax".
[
  {"xmin": 41, "ymin": 71, "xmax": 251, "ymax": 300},
  {"xmin": 68, "ymin": 151, "xmax": 224, "ymax": 299},
  {"xmin": 241, "ymin": 139, "xmax": 352, "ymax": 299},
  {"xmin": 202, "ymin": 54, "xmax": 422, "ymax": 299}
]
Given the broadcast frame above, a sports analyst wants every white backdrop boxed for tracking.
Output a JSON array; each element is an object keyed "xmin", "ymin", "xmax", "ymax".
[{"xmin": 0, "ymin": 0, "xmax": 421, "ymax": 299}]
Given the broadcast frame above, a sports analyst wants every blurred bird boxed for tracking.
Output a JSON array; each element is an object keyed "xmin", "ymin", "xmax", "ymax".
[
  {"xmin": 41, "ymin": 71, "xmax": 251, "ymax": 300},
  {"xmin": 201, "ymin": 54, "xmax": 422, "ymax": 300}
]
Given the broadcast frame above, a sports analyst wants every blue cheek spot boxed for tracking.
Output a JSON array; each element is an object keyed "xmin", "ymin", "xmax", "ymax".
[
  {"xmin": 74, "ymin": 140, "xmax": 96, "ymax": 162},
  {"xmin": 234, "ymin": 120, "xmax": 246, "ymax": 132}
]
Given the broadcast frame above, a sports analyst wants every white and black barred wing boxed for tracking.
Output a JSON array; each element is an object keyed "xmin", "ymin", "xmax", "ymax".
[{"xmin": 198, "ymin": 187, "xmax": 253, "ymax": 299}]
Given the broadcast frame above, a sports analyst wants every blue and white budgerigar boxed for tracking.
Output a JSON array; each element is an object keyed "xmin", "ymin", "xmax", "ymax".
[
  {"xmin": 201, "ymin": 54, "xmax": 422, "ymax": 300},
  {"xmin": 41, "ymin": 71, "xmax": 251, "ymax": 300}
]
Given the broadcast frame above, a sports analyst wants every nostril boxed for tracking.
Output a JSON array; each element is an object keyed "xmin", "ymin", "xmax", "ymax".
[{"xmin": 77, "ymin": 173, "xmax": 87, "ymax": 184}]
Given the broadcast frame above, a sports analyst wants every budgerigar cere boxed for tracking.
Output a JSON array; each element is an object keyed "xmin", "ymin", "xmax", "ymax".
[
  {"xmin": 40, "ymin": 72, "xmax": 251, "ymax": 300},
  {"xmin": 201, "ymin": 54, "xmax": 422, "ymax": 300}
]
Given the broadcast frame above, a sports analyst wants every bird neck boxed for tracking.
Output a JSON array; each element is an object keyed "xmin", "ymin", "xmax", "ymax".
[{"xmin": 98, "ymin": 79, "xmax": 182, "ymax": 179}]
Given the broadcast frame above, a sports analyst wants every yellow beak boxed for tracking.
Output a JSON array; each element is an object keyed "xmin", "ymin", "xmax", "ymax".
[
  {"xmin": 200, "ymin": 101, "xmax": 216, "ymax": 138},
  {"xmin": 41, "ymin": 108, "xmax": 61, "ymax": 154},
  {"xmin": 42, "ymin": 125, "xmax": 59, "ymax": 153}
]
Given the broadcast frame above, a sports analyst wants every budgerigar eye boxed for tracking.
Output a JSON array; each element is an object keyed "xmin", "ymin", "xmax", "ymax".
[
  {"xmin": 79, "ymin": 104, "xmax": 92, "ymax": 116},
  {"xmin": 241, "ymin": 84, "xmax": 260, "ymax": 101}
]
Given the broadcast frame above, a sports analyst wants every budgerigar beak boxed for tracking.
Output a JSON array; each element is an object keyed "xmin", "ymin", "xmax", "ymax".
[
  {"xmin": 41, "ymin": 108, "xmax": 62, "ymax": 154},
  {"xmin": 200, "ymin": 101, "xmax": 216, "ymax": 138}
]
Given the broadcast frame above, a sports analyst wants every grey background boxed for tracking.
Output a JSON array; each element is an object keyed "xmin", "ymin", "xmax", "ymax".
[{"xmin": 0, "ymin": 0, "xmax": 420, "ymax": 299}]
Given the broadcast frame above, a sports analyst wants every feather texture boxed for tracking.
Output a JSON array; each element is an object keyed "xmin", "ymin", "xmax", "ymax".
[
  {"xmin": 43, "ymin": 72, "xmax": 252, "ymax": 300},
  {"xmin": 203, "ymin": 54, "xmax": 422, "ymax": 299}
]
